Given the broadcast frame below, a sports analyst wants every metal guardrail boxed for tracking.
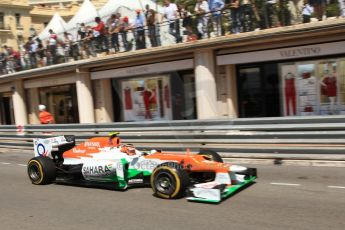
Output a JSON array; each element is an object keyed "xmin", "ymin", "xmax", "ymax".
[{"xmin": 1, "ymin": 116, "xmax": 345, "ymax": 156}]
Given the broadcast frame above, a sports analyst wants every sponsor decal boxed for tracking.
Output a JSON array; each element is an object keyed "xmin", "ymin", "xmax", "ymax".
[
  {"xmin": 83, "ymin": 164, "xmax": 113, "ymax": 176},
  {"xmin": 128, "ymin": 179, "xmax": 144, "ymax": 184},
  {"xmin": 84, "ymin": 142, "xmax": 101, "ymax": 148},
  {"xmin": 72, "ymin": 148, "xmax": 86, "ymax": 154},
  {"xmin": 36, "ymin": 143, "xmax": 48, "ymax": 156}
]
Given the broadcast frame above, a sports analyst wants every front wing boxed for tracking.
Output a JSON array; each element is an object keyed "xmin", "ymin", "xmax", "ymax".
[{"xmin": 186, "ymin": 168, "xmax": 257, "ymax": 203}]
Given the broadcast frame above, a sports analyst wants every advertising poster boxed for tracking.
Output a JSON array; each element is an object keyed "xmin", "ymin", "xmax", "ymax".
[{"xmin": 121, "ymin": 76, "xmax": 171, "ymax": 121}]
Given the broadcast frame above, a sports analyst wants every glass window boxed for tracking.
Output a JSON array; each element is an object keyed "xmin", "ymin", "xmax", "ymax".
[
  {"xmin": 238, "ymin": 67, "xmax": 263, "ymax": 117},
  {"xmin": 279, "ymin": 57, "xmax": 345, "ymax": 116},
  {"xmin": 0, "ymin": 93, "xmax": 14, "ymax": 125},
  {"xmin": 39, "ymin": 84, "xmax": 79, "ymax": 123},
  {"xmin": 15, "ymin": 13, "xmax": 20, "ymax": 27},
  {"xmin": 0, "ymin": 13, "xmax": 5, "ymax": 29},
  {"xmin": 111, "ymin": 71, "xmax": 196, "ymax": 122},
  {"xmin": 120, "ymin": 76, "xmax": 172, "ymax": 122}
]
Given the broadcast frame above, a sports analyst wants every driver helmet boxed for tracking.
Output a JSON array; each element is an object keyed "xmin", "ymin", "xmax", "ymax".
[{"xmin": 121, "ymin": 144, "xmax": 136, "ymax": 156}]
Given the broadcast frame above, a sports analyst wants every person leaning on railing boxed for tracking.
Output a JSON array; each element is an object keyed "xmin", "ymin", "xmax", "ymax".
[
  {"xmin": 92, "ymin": 17, "xmax": 109, "ymax": 54},
  {"xmin": 208, "ymin": 0, "xmax": 225, "ymax": 37},
  {"xmin": 195, "ymin": 0, "xmax": 210, "ymax": 39},
  {"xmin": 108, "ymin": 14, "xmax": 121, "ymax": 53},
  {"xmin": 163, "ymin": 0, "xmax": 183, "ymax": 43},
  {"xmin": 119, "ymin": 16, "xmax": 132, "ymax": 52},
  {"xmin": 145, "ymin": 4, "xmax": 159, "ymax": 47},
  {"xmin": 134, "ymin": 9, "xmax": 146, "ymax": 50}
]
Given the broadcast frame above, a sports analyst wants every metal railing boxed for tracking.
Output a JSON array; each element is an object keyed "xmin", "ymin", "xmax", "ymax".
[{"xmin": 1, "ymin": 116, "xmax": 345, "ymax": 157}]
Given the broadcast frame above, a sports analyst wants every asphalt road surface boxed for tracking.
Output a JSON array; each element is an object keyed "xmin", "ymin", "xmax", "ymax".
[{"xmin": 0, "ymin": 151, "xmax": 344, "ymax": 230}]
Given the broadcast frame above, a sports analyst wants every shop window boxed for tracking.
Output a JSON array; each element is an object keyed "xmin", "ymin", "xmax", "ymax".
[
  {"xmin": 280, "ymin": 57, "xmax": 345, "ymax": 116},
  {"xmin": 111, "ymin": 71, "xmax": 196, "ymax": 122},
  {"xmin": 119, "ymin": 76, "xmax": 172, "ymax": 121},
  {"xmin": 39, "ymin": 85, "xmax": 79, "ymax": 123},
  {"xmin": 237, "ymin": 64, "xmax": 280, "ymax": 118}
]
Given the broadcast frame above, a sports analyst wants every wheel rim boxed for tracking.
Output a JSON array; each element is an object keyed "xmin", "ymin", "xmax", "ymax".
[
  {"xmin": 155, "ymin": 171, "xmax": 176, "ymax": 195},
  {"xmin": 29, "ymin": 163, "xmax": 41, "ymax": 182}
]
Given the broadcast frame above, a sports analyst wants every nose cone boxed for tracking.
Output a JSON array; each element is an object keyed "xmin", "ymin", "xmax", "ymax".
[{"xmin": 230, "ymin": 165, "xmax": 247, "ymax": 173}]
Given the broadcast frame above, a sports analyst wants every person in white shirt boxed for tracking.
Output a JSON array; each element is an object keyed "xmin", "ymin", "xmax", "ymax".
[
  {"xmin": 195, "ymin": 0, "xmax": 210, "ymax": 39},
  {"xmin": 48, "ymin": 29, "xmax": 58, "ymax": 64},
  {"xmin": 302, "ymin": 1, "xmax": 314, "ymax": 23},
  {"xmin": 163, "ymin": 0, "xmax": 182, "ymax": 43},
  {"xmin": 339, "ymin": 0, "xmax": 345, "ymax": 17}
]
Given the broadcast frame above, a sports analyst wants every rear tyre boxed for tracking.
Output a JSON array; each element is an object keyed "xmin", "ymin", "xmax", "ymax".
[
  {"xmin": 151, "ymin": 162, "xmax": 189, "ymax": 199},
  {"xmin": 27, "ymin": 156, "xmax": 56, "ymax": 185},
  {"xmin": 198, "ymin": 149, "xmax": 223, "ymax": 163}
]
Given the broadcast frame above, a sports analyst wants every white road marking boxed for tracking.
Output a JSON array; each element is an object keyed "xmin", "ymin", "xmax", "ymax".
[
  {"xmin": 17, "ymin": 164, "xmax": 27, "ymax": 167},
  {"xmin": 0, "ymin": 162, "xmax": 11, "ymax": 165},
  {"xmin": 270, "ymin": 182, "xmax": 301, "ymax": 186},
  {"xmin": 328, "ymin": 186, "xmax": 345, "ymax": 189}
]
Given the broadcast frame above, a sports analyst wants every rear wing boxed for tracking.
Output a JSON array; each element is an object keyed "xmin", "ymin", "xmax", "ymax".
[{"xmin": 33, "ymin": 135, "xmax": 75, "ymax": 158}]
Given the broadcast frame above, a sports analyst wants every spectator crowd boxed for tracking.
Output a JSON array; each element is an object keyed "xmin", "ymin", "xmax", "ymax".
[{"xmin": 1, "ymin": 0, "xmax": 345, "ymax": 75}]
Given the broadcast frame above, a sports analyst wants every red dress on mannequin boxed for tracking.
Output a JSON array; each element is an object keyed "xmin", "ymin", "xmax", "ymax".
[{"xmin": 285, "ymin": 73, "xmax": 296, "ymax": 116}]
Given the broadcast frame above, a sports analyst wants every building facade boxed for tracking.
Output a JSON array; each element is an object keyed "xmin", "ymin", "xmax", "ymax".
[
  {"xmin": 0, "ymin": 0, "xmax": 32, "ymax": 49},
  {"xmin": 0, "ymin": 19, "xmax": 345, "ymax": 125}
]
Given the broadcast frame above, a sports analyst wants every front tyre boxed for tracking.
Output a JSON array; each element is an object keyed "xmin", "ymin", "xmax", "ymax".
[
  {"xmin": 27, "ymin": 156, "xmax": 56, "ymax": 185},
  {"xmin": 198, "ymin": 149, "xmax": 223, "ymax": 163},
  {"xmin": 151, "ymin": 162, "xmax": 189, "ymax": 199}
]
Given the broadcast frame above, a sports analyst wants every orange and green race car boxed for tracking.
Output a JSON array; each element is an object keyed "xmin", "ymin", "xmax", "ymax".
[{"xmin": 27, "ymin": 133, "xmax": 257, "ymax": 203}]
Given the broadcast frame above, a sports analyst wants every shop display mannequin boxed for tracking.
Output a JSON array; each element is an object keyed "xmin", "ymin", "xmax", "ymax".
[
  {"xmin": 284, "ymin": 72, "xmax": 296, "ymax": 116},
  {"xmin": 321, "ymin": 70, "xmax": 337, "ymax": 115}
]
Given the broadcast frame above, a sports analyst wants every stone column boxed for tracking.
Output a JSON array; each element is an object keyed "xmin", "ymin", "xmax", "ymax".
[
  {"xmin": 76, "ymin": 71, "xmax": 95, "ymax": 123},
  {"xmin": 12, "ymin": 80, "xmax": 28, "ymax": 125},
  {"xmin": 27, "ymin": 88, "xmax": 40, "ymax": 124},
  {"xmin": 194, "ymin": 50, "xmax": 218, "ymax": 119},
  {"xmin": 225, "ymin": 65, "xmax": 239, "ymax": 118},
  {"xmin": 94, "ymin": 79, "xmax": 114, "ymax": 123}
]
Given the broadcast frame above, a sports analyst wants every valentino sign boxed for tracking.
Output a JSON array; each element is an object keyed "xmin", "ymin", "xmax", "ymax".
[
  {"xmin": 217, "ymin": 41, "xmax": 345, "ymax": 65},
  {"xmin": 279, "ymin": 47, "xmax": 321, "ymax": 58}
]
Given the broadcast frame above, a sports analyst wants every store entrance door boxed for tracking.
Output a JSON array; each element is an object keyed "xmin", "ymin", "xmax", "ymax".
[
  {"xmin": 237, "ymin": 64, "xmax": 280, "ymax": 117},
  {"xmin": 0, "ymin": 95, "xmax": 14, "ymax": 124}
]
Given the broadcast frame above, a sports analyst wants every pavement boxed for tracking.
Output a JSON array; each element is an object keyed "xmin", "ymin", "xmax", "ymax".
[{"xmin": 0, "ymin": 151, "xmax": 344, "ymax": 230}]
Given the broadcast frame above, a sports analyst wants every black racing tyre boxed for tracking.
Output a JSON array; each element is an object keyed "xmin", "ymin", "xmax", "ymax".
[
  {"xmin": 198, "ymin": 149, "xmax": 223, "ymax": 163},
  {"xmin": 27, "ymin": 156, "xmax": 56, "ymax": 185},
  {"xmin": 151, "ymin": 162, "xmax": 189, "ymax": 199}
]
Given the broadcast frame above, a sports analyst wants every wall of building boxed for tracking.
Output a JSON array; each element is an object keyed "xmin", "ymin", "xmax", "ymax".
[
  {"xmin": 0, "ymin": 1, "xmax": 32, "ymax": 49},
  {"xmin": 0, "ymin": 19, "xmax": 344, "ymax": 124}
]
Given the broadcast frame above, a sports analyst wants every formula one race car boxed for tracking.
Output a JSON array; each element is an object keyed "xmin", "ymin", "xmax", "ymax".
[{"xmin": 27, "ymin": 133, "xmax": 257, "ymax": 203}]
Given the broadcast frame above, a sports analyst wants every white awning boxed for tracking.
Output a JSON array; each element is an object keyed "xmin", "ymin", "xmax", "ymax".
[
  {"xmin": 66, "ymin": 0, "xmax": 98, "ymax": 31},
  {"xmin": 98, "ymin": 0, "xmax": 163, "ymax": 20},
  {"xmin": 38, "ymin": 12, "xmax": 67, "ymax": 40}
]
